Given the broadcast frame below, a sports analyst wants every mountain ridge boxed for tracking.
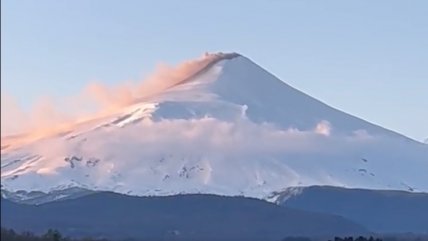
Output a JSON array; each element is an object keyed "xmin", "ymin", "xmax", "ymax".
[
  {"xmin": 1, "ymin": 192, "xmax": 369, "ymax": 240},
  {"xmin": 278, "ymin": 185, "xmax": 428, "ymax": 233}
]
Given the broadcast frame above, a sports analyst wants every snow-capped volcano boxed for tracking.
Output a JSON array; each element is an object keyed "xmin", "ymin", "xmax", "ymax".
[{"xmin": 1, "ymin": 52, "xmax": 427, "ymax": 201}]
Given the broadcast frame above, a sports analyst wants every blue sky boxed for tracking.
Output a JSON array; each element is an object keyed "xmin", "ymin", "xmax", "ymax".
[{"xmin": 2, "ymin": 0, "xmax": 427, "ymax": 141}]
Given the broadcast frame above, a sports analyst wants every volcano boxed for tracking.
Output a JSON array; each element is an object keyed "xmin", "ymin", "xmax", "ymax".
[{"xmin": 1, "ymin": 52, "xmax": 427, "ymax": 202}]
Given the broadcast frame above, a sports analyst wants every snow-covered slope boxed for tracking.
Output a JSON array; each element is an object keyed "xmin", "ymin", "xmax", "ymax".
[{"xmin": 1, "ymin": 52, "xmax": 427, "ymax": 201}]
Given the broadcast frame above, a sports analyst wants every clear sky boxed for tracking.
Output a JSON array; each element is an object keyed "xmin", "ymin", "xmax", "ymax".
[{"xmin": 1, "ymin": 0, "xmax": 427, "ymax": 141}]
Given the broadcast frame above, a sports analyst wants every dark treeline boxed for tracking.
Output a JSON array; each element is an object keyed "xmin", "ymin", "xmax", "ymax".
[
  {"xmin": 1, "ymin": 228, "xmax": 107, "ymax": 241},
  {"xmin": 2, "ymin": 228, "xmax": 428, "ymax": 241},
  {"xmin": 282, "ymin": 237, "xmax": 382, "ymax": 241},
  {"xmin": 330, "ymin": 237, "xmax": 381, "ymax": 241},
  {"xmin": 281, "ymin": 236, "xmax": 428, "ymax": 241},
  {"xmin": 282, "ymin": 236, "xmax": 428, "ymax": 241}
]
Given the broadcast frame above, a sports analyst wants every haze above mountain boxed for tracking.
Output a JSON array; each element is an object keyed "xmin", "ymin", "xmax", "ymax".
[{"xmin": 1, "ymin": 52, "xmax": 427, "ymax": 201}]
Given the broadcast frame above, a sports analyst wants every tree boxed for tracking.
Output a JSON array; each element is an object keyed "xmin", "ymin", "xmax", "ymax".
[{"xmin": 43, "ymin": 229, "xmax": 62, "ymax": 241}]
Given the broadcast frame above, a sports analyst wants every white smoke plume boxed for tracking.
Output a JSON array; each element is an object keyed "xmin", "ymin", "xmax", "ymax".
[{"xmin": 1, "ymin": 53, "xmax": 226, "ymax": 137}]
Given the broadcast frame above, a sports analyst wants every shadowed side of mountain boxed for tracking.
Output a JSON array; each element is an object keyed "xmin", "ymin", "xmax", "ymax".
[
  {"xmin": 278, "ymin": 186, "xmax": 428, "ymax": 234},
  {"xmin": 213, "ymin": 55, "xmax": 421, "ymax": 142},
  {"xmin": 1, "ymin": 192, "xmax": 368, "ymax": 241}
]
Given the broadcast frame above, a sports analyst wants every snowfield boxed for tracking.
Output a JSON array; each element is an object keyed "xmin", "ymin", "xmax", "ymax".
[{"xmin": 1, "ymin": 53, "xmax": 427, "ymax": 201}]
